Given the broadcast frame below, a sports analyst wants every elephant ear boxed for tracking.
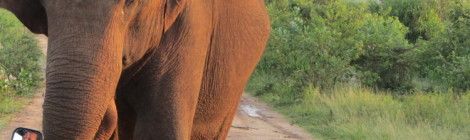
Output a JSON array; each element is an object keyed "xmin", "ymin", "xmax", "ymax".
[
  {"xmin": 163, "ymin": 0, "xmax": 187, "ymax": 31},
  {"xmin": 0, "ymin": 0, "xmax": 48, "ymax": 35}
]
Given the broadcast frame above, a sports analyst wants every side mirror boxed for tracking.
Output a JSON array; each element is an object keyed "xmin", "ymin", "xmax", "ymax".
[{"xmin": 11, "ymin": 127, "xmax": 43, "ymax": 140}]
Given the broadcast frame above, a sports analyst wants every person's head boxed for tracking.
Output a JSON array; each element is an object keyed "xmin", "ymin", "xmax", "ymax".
[{"xmin": 23, "ymin": 131, "xmax": 38, "ymax": 140}]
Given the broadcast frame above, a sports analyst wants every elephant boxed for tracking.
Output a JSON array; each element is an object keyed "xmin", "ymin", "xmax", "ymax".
[{"xmin": 0, "ymin": 0, "xmax": 270, "ymax": 139}]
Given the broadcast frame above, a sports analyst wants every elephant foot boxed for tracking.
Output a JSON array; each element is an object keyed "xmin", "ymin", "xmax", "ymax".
[{"xmin": 94, "ymin": 101, "xmax": 118, "ymax": 140}]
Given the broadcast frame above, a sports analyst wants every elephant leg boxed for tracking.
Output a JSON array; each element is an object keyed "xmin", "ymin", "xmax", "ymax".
[
  {"xmin": 129, "ymin": 51, "xmax": 208, "ymax": 139},
  {"xmin": 191, "ymin": 1, "xmax": 271, "ymax": 139},
  {"xmin": 94, "ymin": 101, "xmax": 118, "ymax": 140},
  {"xmin": 129, "ymin": 15, "xmax": 212, "ymax": 140},
  {"xmin": 116, "ymin": 89, "xmax": 137, "ymax": 140},
  {"xmin": 190, "ymin": 39, "xmax": 267, "ymax": 139}
]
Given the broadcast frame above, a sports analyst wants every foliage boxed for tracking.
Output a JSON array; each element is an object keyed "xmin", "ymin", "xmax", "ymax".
[
  {"xmin": 252, "ymin": 0, "xmax": 469, "ymax": 96},
  {"xmin": 414, "ymin": 1, "xmax": 470, "ymax": 92},
  {"xmin": 252, "ymin": 0, "xmax": 417, "ymax": 97},
  {"xmin": 249, "ymin": 0, "xmax": 470, "ymax": 139},
  {"xmin": 0, "ymin": 9, "xmax": 43, "ymax": 129},
  {"xmin": 352, "ymin": 13, "xmax": 414, "ymax": 91},
  {"xmin": 376, "ymin": 0, "xmax": 446, "ymax": 43},
  {"xmin": 0, "ymin": 9, "xmax": 42, "ymax": 95}
]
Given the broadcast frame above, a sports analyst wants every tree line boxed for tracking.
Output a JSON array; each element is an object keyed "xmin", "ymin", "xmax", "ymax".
[{"xmin": 250, "ymin": 0, "xmax": 469, "ymax": 97}]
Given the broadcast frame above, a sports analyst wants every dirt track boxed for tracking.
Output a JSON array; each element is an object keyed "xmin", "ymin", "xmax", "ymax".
[{"xmin": 0, "ymin": 36, "xmax": 313, "ymax": 140}]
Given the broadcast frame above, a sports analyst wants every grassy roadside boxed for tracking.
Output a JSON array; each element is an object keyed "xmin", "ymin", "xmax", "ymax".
[
  {"xmin": 250, "ymin": 0, "xmax": 470, "ymax": 139},
  {"xmin": 0, "ymin": 9, "xmax": 43, "ymax": 129},
  {"xmin": 248, "ymin": 86, "xmax": 469, "ymax": 140},
  {"xmin": 0, "ymin": 96, "xmax": 30, "ymax": 129}
]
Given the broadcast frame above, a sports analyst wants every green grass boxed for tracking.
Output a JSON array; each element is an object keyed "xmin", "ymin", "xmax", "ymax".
[
  {"xmin": 0, "ymin": 93, "xmax": 29, "ymax": 129},
  {"xmin": 251, "ymin": 86, "xmax": 470, "ymax": 140},
  {"xmin": 0, "ymin": 9, "xmax": 42, "ymax": 130}
]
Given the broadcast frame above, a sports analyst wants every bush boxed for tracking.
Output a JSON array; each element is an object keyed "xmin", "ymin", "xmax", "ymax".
[
  {"xmin": 414, "ymin": 1, "xmax": 470, "ymax": 92},
  {"xmin": 251, "ymin": 0, "xmax": 469, "ymax": 96},
  {"xmin": 0, "ymin": 9, "xmax": 42, "ymax": 95},
  {"xmin": 250, "ymin": 0, "xmax": 369, "ymax": 104},
  {"xmin": 248, "ymin": 0, "xmax": 470, "ymax": 139},
  {"xmin": 353, "ymin": 13, "xmax": 414, "ymax": 91},
  {"xmin": 250, "ymin": 0, "xmax": 416, "ymax": 99},
  {"xmin": 377, "ymin": 0, "xmax": 446, "ymax": 43}
]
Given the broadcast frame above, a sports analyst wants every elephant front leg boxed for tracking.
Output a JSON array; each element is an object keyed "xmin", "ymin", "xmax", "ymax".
[
  {"xmin": 130, "ymin": 52, "xmax": 207, "ymax": 139},
  {"xmin": 128, "ymin": 25, "xmax": 211, "ymax": 139}
]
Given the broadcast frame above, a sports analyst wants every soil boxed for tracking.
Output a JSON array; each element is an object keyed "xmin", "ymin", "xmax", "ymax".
[{"xmin": 0, "ymin": 35, "xmax": 313, "ymax": 140}]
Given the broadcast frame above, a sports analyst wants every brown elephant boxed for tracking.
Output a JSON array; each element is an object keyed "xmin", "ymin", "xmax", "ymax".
[{"xmin": 0, "ymin": 0, "xmax": 270, "ymax": 139}]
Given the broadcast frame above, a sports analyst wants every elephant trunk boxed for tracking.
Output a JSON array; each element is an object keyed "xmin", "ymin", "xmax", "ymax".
[{"xmin": 42, "ymin": 2, "xmax": 124, "ymax": 139}]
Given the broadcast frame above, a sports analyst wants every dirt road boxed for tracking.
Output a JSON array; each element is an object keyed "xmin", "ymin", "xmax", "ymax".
[{"xmin": 0, "ymin": 36, "xmax": 313, "ymax": 140}]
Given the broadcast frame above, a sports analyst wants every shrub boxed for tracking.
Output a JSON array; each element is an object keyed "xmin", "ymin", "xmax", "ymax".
[
  {"xmin": 251, "ymin": 0, "xmax": 416, "ymax": 99},
  {"xmin": 0, "ymin": 9, "xmax": 42, "ymax": 95},
  {"xmin": 249, "ymin": 0, "xmax": 470, "ymax": 139},
  {"xmin": 353, "ymin": 13, "xmax": 414, "ymax": 91},
  {"xmin": 376, "ymin": 0, "xmax": 445, "ymax": 43},
  {"xmin": 414, "ymin": 1, "xmax": 470, "ymax": 92}
]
